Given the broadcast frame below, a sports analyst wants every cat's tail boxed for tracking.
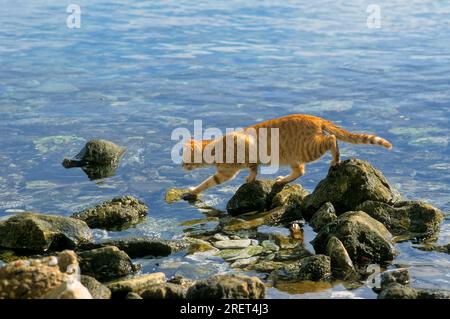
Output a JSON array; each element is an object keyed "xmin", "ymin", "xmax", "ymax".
[{"xmin": 322, "ymin": 121, "xmax": 392, "ymax": 149}]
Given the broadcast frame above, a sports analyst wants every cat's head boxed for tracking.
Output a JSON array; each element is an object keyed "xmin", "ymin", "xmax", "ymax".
[{"xmin": 181, "ymin": 139, "xmax": 211, "ymax": 170}]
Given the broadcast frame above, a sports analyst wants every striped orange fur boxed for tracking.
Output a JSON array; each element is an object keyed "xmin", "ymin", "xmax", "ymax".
[{"xmin": 182, "ymin": 114, "xmax": 392, "ymax": 198}]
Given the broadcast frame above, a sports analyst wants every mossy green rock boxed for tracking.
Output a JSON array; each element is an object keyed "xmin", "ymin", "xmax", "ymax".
[
  {"xmin": 298, "ymin": 255, "xmax": 332, "ymax": 281},
  {"xmin": 302, "ymin": 159, "xmax": 401, "ymax": 219},
  {"xmin": 0, "ymin": 212, "xmax": 92, "ymax": 252},
  {"xmin": 216, "ymin": 245, "xmax": 264, "ymax": 261},
  {"xmin": 356, "ymin": 200, "xmax": 444, "ymax": 236},
  {"xmin": 78, "ymin": 246, "xmax": 137, "ymax": 282},
  {"xmin": 309, "ymin": 202, "xmax": 337, "ymax": 232},
  {"xmin": 226, "ymin": 180, "xmax": 308, "ymax": 216},
  {"xmin": 62, "ymin": 139, "xmax": 125, "ymax": 167},
  {"xmin": 71, "ymin": 195, "xmax": 148, "ymax": 230},
  {"xmin": 326, "ymin": 236, "xmax": 357, "ymax": 280},
  {"xmin": 312, "ymin": 211, "xmax": 396, "ymax": 265}
]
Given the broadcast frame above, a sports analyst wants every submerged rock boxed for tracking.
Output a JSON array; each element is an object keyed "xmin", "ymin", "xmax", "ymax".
[
  {"xmin": 107, "ymin": 273, "xmax": 166, "ymax": 298},
  {"xmin": 78, "ymin": 237, "xmax": 187, "ymax": 258},
  {"xmin": 220, "ymin": 206, "xmax": 299, "ymax": 234},
  {"xmin": 71, "ymin": 195, "xmax": 148, "ymax": 230},
  {"xmin": 302, "ymin": 159, "xmax": 401, "ymax": 219},
  {"xmin": 356, "ymin": 200, "xmax": 444, "ymax": 236},
  {"xmin": 226, "ymin": 180, "xmax": 308, "ymax": 216},
  {"xmin": 62, "ymin": 139, "xmax": 125, "ymax": 168},
  {"xmin": 186, "ymin": 274, "xmax": 265, "ymax": 299},
  {"xmin": 77, "ymin": 246, "xmax": 137, "ymax": 282},
  {"xmin": 309, "ymin": 202, "xmax": 337, "ymax": 232},
  {"xmin": 298, "ymin": 255, "xmax": 332, "ymax": 281},
  {"xmin": 0, "ymin": 213, "xmax": 92, "ymax": 253},
  {"xmin": 80, "ymin": 275, "xmax": 111, "ymax": 299},
  {"xmin": 326, "ymin": 236, "xmax": 357, "ymax": 280},
  {"xmin": 0, "ymin": 250, "xmax": 91, "ymax": 299},
  {"xmin": 312, "ymin": 211, "xmax": 396, "ymax": 265}
]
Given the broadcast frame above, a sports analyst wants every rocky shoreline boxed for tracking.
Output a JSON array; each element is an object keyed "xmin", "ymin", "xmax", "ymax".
[{"xmin": 0, "ymin": 157, "xmax": 448, "ymax": 299}]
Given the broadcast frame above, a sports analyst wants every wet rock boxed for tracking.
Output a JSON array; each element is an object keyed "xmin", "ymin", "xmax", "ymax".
[
  {"xmin": 213, "ymin": 239, "xmax": 251, "ymax": 249},
  {"xmin": 140, "ymin": 283, "xmax": 187, "ymax": 299},
  {"xmin": 0, "ymin": 250, "xmax": 90, "ymax": 299},
  {"xmin": 80, "ymin": 275, "xmax": 111, "ymax": 299},
  {"xmin": 226, "ymin": 180, "xmax": 308, "ymax": 216},
  {"xmin": 168, "ymin": 275, "xmax": 195, "ymax": 289},
  {"xmin": 230, "ymin": 257, "xmax": 260, "ymax": 268},
  {"xmin": 126, "ymin": 292, "xmax": 143, "ymax": 299},
  {"xmin": 356, "ymin": 200, "xmax": 444, "ymax": 236},
  {"xmin": 377, "ymin": 283, "xmax": 418, "ymax": 299},
  {"xmin": 71, "ymin": 195, "xmax": 148, "ymax": 230},
  {"xmin": 221, "ymin": 206, "xmax": 298, "ymax": 234},
  {"xmin": 226, "ymin": 180, "xmax": 273, "ymax": 215},
  {"xmin": 79, "ymin": 237, "xmax": 187, "ymax": 258},
  {"xmin": 379, "ymin": 268, "xmax": 410, "ymax": 291},
  {"xmin": 261, "ymin": 240, "xmax": 280, "ymax": 252},
  {"xmin": 185, "ymin": 237, "xmax": 217, "ymax": 254},
  {"xmin": 0, "ymin": 212, "xmax": 92, "ymax": 253},
  {"xmin": 312, "ymin": 211, "xmax": 396, "ymax": 265},
  {"xmin": 77, "ymin": 246, "xmax": 137, "ymax": 281},
  {"xmin": 298, "ymin": 255, "xmax": 332, "ymax": 281},
  {"xmin": 212, "ymin": 233, "xmax": 230, "ymax": 241},
  {"xmin": 254, "ymin": 260, "xmax": 286, "ymax": 273},
  {"xmin": 107, "ymin": 272, "xmax": 166, "ymax": 298},
  {"xmin": 309, "ymin": 202, "xmax": 337, "ymax": 232},
  {"xmin": 302, "ymin": 159, "xmax": 401, "ymax": 219},
  {"xmin": 186, "ymin": 274, "xmax": 265, "ymax": 299},
  {"xmin": 62, "ymin": 139, "xmax": 125, "ymax": 168},
  {"xmin": 216, "ymin": 245, "xmax": 264, "ymax": 261},
  {"xmin": 165, "ymin": 188, "xmax": 190, "ymax": 203},
  {"xmin": 416, "ymin": 289, "xmax": 450, "ymax": 299},
  {"xmin": 326, "ymin": 236, "xmax": 357, "ymax": 280},
  {"xmin": 268, "ymin": 184, "xmax": 309, "ymax": 210}
]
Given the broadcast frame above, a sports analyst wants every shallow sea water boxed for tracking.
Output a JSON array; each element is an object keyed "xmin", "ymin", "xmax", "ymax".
[{"xmin": 0, "ymin": 0, "xmax": 449, "ymax": 298}]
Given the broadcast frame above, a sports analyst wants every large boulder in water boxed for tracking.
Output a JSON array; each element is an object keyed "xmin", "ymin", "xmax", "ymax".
[
  {"xmin": 311, "ymin": 211, "xmax": 396, "ymax": 265},
  {"xmin": 0, "ymin": 213, "xmax": 92, "ymax": 253},
  {"xmin": 62, "ymin": 139, "xmax": 125, "ymax": 167},
  {"xmin": 226, "ymin": 180, "xmax": 308, "ymax": 216},
  {"xmin": 71, "ymin": 195, "xmax": 148, "ymax": 231},
  {"xmin": 356, "ymin": 200, "xmax": 444, "ymax": 236},
  {"xmin": 302, "ymin": 159, "xmax": 401, "ymax": 220},
  {"xmin": 77, "ymin": 246, "xmax": 138, "ymax": 282}
]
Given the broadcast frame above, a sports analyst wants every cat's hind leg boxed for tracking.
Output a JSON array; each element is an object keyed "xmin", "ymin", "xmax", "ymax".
[
  {"xmin": 245, "ymin": 164, "xmax": 258, "ymax": 183},
  {"xmin": 183, "ymin": 167, "xmax": 240, "ymax": 199},
  {"xmin": 275, "ymin": 163, "xmax": 305, "ymax": 185},
  {"xmin": 327, "ymin": 135, "xmax": 340, "ymax": 166}
]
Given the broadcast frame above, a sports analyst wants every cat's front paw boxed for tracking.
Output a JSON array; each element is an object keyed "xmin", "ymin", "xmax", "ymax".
[
  {"xmin": 245, "ymin": 175, "xmax": 256, "ymax": 183},
  {"xmin": 182, "ymin": 192, "xmax": 198, "ymax": 201},
  {"xmin": 182, "ymin": 187, "xmax": 198, "ymax": 201},
  {"xmin": 275, "ymin": 176, "xmax": 288, "ymax": 185},
  {"xmin": 330, "ymin": 160, "xmax": 340, "ymax": 166}
]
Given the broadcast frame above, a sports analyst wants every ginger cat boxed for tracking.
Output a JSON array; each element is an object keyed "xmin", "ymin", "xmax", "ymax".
[{"xmin": 181, "ymin": 114, "xmax": 392, "ymax": 199}]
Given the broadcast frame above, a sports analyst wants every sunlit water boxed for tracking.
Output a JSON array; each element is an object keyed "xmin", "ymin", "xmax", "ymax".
[{"xmin": 0, "ymin": 0, "xmax": 449, "ymax": 298}]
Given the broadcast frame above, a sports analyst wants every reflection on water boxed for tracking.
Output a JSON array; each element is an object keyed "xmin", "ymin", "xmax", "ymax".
[{"xmin": 0, "ymin": 0, "xmax": 449, "ymax": 298}]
